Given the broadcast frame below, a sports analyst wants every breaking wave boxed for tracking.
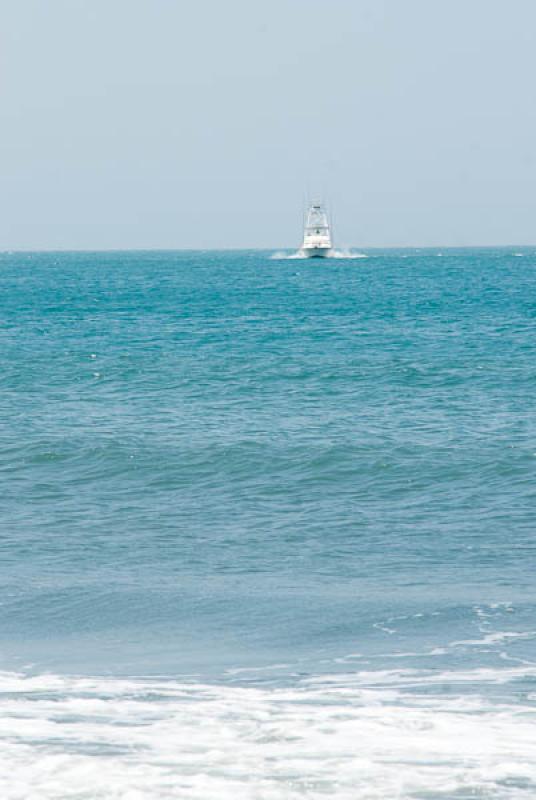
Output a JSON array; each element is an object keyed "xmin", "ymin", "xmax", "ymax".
[{"xmin": 1, "ymin": 665, "xmax": 535, "ymax": 799}]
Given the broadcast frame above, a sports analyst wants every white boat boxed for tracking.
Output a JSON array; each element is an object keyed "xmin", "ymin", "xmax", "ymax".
[{"xmin": 300, "ymin": 203, "xmax": 332, "ymax": 258}]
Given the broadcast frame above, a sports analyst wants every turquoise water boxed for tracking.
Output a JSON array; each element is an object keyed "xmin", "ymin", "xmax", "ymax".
[{"xmin": 1, "ymin": 249, "xmax": 536, "ymax": 798}]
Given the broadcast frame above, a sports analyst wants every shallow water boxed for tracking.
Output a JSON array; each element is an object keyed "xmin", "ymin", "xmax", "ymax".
[{"xmin": 1, "ymin": 248, "xmax": 536, "ymax": 797}]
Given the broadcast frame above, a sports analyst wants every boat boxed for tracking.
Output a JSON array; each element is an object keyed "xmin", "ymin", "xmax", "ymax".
[{"xmin": 300, "ymin": 203, "xmax": 332, "ymax": 258}]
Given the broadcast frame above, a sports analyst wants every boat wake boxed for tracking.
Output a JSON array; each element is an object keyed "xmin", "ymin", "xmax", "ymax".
[
  {"xmin": 330, "ymin": 249, "xmax": 368, "ymax": 259},
  {"xmin": 271, "ymin": 249, "xmax": 367, "ymax": 260}
]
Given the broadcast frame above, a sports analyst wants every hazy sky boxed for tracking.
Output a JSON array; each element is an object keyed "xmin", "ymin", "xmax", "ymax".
[{"xmin": 2, "ymin": 0, "xmax": 536, "ymax": 249}]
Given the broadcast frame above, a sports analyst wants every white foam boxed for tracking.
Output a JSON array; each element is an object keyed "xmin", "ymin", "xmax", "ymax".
[
  {"xmin": 0, "ymin": 666, "xmax": 535, "ymax": 799},
  {"xmin": 271, "ymin": 250, "xmax": 308, "ymax": 260},
  {"xmin": 271, "ymin": 250, "xmax": 367, "ymax": 260},
  {"xmin": 225, "ymin": 663, "xmax": 291, "ymax": 676},
  {"xmin": 450, "ymin": 630, "xmax": 536, "ymax": 649},
  {"xmin": 329, "ymin": 249, "xmax": 368, "ymax": 259}
]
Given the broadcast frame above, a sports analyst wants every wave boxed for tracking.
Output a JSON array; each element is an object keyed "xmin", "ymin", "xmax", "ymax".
[{"xmin": 1, "ymin": 665, "xmax": 535, "ymax": 798}]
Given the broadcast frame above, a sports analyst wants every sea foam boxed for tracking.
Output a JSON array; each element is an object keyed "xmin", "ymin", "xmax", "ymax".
[{"xmin": 1, "ymin": 666, "xmax": 535, "ymax": 799}]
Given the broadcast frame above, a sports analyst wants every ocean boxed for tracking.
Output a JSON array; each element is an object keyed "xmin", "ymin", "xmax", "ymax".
[{"xmin": 1, "ymin": 248, "xmax": 535, "ymax": 798}]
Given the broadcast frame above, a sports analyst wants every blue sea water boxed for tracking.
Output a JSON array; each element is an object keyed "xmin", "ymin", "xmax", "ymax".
[{"xmin": 1, "ymin": 248, "xmax": 536, "ymax": 798}]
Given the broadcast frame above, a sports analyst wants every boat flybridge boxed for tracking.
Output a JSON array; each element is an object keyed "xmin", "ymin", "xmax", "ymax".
[{"xmin": 300, "ymin": 203, "xmax": 332, "ymax": 258}]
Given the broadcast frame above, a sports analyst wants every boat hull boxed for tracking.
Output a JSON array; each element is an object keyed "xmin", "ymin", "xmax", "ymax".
[{"xmin": 301, "ymin": 247, "xmax": 332, "ymax": 259}]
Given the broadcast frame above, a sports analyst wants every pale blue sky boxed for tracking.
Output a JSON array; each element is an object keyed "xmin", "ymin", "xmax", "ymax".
[{"xmin": 2, "ymin": 0, "xmax": 536, "ymax": 249}]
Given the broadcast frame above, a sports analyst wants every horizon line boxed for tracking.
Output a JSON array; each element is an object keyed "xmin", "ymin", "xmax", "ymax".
[{"xmin": 1, "ymin": 244, "xmax": 535, "ymax": 254}]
